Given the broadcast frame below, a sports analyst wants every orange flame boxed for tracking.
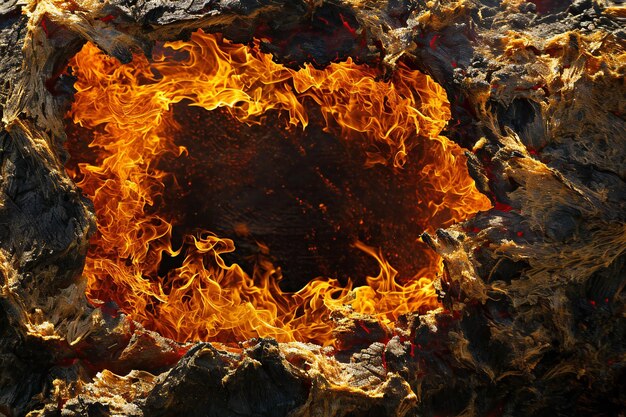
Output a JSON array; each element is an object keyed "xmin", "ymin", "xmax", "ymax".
[{"xmin": 67, "ymin": 30, "xmax": 491, "ymax": 345}]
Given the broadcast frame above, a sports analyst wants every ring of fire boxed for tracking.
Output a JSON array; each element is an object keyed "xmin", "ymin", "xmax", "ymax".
[{"xmin": 65, "ymin": 30, "xmax": 491, "ymax": 346}]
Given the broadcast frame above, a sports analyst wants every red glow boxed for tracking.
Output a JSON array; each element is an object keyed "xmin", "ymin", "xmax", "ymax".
[
  {"xmin": 318, "ymin": 16, "xmax": 330, "ymax": 26},
  {"xmin": 339, "ymin": 13, "xmax": 357, "ymax": 35},
  {"xmin": 358, "ymin": 321, "xmax": 372, "ymax": 334},
  {"xmin": 494, "ymin": 202, "xmax": 513, "ymax": 212},
  {"xmin": 429, "ymin": 34, "xmax": 440, "ymax": 50},
  {"xmin": 40, "ymin": 17, "xmax": 50, "ymax": 38},
  {"xmin": 99, "ymin": 14, "xmax": 115, "ymax": 23}
]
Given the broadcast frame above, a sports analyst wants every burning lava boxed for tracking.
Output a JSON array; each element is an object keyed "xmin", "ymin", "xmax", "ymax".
[{"xmin": 65, "ymin": 30, "xmax": 490, "ymax": 346}]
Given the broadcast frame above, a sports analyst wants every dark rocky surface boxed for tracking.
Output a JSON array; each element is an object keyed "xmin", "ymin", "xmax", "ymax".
[{"xmin": 0, "ymin": 0, "xmax": 624, "ymax": 416}]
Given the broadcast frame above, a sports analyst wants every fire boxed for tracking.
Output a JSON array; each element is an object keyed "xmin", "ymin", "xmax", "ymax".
[{"xmin": 67, "ymin": 30, "xmax": 490, "ymax": 346}]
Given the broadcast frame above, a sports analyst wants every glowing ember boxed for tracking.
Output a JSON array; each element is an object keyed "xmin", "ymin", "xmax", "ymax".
[{"xmin": 66, "ymin": 30, "xmax": 490, "ymax": 345}]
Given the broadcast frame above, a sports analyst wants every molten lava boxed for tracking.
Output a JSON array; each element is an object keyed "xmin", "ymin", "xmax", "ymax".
[{"xmin": 66, "ymin": 30, "xmax": 491, "ymax": 346}]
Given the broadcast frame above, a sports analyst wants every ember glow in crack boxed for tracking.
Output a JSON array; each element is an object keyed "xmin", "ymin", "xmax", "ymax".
[{"xmin": 66, "ymin": 30, "xmax": 490, "ymax": 345}]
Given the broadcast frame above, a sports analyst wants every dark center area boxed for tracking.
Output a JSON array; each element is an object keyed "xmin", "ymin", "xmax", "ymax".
[{"xmin": 159, "ymin": 103, "xmax": 432, "ymax": 291}]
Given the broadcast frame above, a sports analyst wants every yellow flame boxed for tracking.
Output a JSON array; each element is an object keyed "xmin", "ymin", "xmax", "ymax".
[{"xmin": 67, "ymin": 30, "xmax": 491, "ymax": 346}]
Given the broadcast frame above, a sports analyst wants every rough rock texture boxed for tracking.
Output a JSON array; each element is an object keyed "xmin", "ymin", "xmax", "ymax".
[{"xmin": 0, "ymin": 0, "xmax": 624, "ymax": 416}]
